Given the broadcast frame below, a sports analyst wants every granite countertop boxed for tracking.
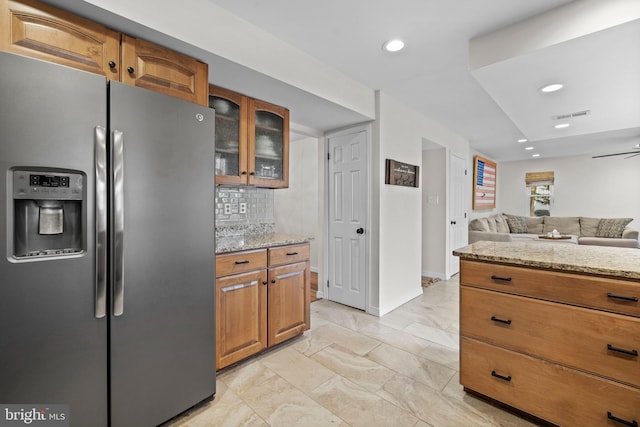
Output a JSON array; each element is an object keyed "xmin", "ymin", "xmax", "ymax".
[
  {"xmin": 453, "ymin": 241, "xmax": 640, "ymax": 280},
  {"xmin": 216, "ymin": 233, "xmax": 312, "ymax": 254}
]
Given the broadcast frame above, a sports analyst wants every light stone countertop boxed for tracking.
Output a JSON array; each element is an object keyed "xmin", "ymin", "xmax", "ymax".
[
  {"xmin": 216, "ymin": 233, "xmax": 312, "ymax": 254},
  {"xmin": 453, "ymin": 241, "xmax": 640, "ymax": 280}
]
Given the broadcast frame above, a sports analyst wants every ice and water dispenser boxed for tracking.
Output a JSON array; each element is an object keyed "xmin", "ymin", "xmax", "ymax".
[{"xmin": 12, "ymin": 169, "xmax": 84, "ymax": 258}]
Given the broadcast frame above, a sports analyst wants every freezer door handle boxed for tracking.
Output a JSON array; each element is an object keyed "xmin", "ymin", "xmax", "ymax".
[
  {"xmin": 95, "ymin": 126, "xmax": 107, "ymax": 319},
  {"xmin": 113, "ymin": 129, "xmax": 125, "ymax": 316}
]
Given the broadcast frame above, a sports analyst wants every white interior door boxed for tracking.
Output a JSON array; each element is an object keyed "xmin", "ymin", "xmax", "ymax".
[
  {"xmin": 327, "ymin": 128, "xmax": 368, "ymax": 310},
  {"xmin": 449, "ymin": 153, "xmax": 467, "ymax": 276}
]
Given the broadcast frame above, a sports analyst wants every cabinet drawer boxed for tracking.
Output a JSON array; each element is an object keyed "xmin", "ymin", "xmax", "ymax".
[
  {"xmin": 216, "ymin": 249, "xmax": 267, "ymax": 277},
  {"xmin": 268, "ymin": 243, "xmax": 309, "ymax": 267},
  {"xmin": 461, "ymin": 260, "xmax": 640, "ymax": 317},
  {"xmin": 461, "ymin": 337, "xmax": 640, "ymax": 427},
  {"xmin": 461, "ymin": 286, "xmax": 640, "ymax": 387}
]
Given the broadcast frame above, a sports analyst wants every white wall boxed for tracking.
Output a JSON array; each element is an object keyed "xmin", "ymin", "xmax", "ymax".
[
  {"xmin": 421, "ymin": 147, "xmax": 447, "ymax": 279},
  {"xmin": 499, "ymin": 154, "xmax": 640, "ymax": 228},
  {"xmin": 372, "ymin": 91, "xmax": 469, "ymax": 316},
  {"xmin": 274, "ymin": 136, "xmax": 321, "ymax": 269}
]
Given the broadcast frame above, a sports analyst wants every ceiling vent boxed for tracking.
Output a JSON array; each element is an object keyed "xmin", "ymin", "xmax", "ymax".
[{"xmin": 552, "ymin": 110, "xmax": 590, "ymax": 120}]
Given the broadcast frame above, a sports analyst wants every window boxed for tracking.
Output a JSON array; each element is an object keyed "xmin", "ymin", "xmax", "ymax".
[{"xmin": 525, "ymin": 171, "xmax": 554, "ymax": 217}]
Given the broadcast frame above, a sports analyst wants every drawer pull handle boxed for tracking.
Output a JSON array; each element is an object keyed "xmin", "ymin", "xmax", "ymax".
[
  {"xmin": 491, "ymin": 371, "xmax": 511, "ymax": 382},
  {"xmin": 607, "ymin": 412, "xmax": 638, "ymax": 427},
  {"xmin": 607, "ymin": 344, "xmax": 638, "ymax": 357},
  {"xmin": 607, "ymin": 293, "xmax": 639, "ymax": 302},
  {"xmin": 490, "ymin": 275, "xmax": 512, "ymax": 282},
  {"xmin": 286, "ymin": 252, "xmax": 299, "ymax": 256},
  {"xmin": 234, "ymin": 260, "xmax": 250, "ymax": 265},
  {"xmin": 490, "ymin": 316, "xmax": 512, "ymax": 325}
]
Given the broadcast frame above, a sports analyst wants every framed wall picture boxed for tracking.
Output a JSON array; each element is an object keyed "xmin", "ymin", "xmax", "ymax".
[
  {"xmin": 385, "ymin": 159, "xmax": 419, "ymax": 188},
  {"xmin": 473, "ymin": 155, "xmax": 496, "ymax": 209}
]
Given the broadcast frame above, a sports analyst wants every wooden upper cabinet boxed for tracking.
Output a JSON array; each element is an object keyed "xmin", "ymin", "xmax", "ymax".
[
  {"xmin": 248, "ymin": 99, "xmax": 289, "ymax": 188},
  {"xmin": 210, "ymin": 85, "xmax": 249, "ymax": 186},
  {"xmin": 1, "ymin": 0, "xmax": 120, "ymax": 80},
  {"xmin": 210, "ymin": 84, "xmax": 290, "ymax": 188},
  {"xmin": 2, "ymin": 0, "xmax": 209, "ymax": 105},
  {"xmin": 121, "ymin": 35, "xmax": 208, "ymax": 106}
]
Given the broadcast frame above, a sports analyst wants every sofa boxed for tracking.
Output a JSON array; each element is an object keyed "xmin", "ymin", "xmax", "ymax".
[{"xmin": 469, "ymin": 214, "xmax": 639, "ymax": 248}]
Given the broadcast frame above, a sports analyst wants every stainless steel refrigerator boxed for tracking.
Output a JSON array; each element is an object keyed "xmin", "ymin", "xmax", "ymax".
[{"xmin": 0, "ymin": 52, "xmax": 216, "ymax": 427}]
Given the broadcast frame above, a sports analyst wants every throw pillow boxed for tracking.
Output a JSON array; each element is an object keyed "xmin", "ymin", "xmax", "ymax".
[
  {"xmin": 504, "ymin": 214, "xmax": 528, "ymax": 233},
  {"xmin": 596, "ymin": 218, "xmax": 633, "ymax": 238},
  {"xmin": 525, "ymin": 216, "xmax": 544, "ymax": 234},
  {"xmin": 579, "ymin": 217, "xmax": 601, "ymax": 237},
  {"xmin": 495, "ymin": 214, "xmax": 510, "ymax": 233}
]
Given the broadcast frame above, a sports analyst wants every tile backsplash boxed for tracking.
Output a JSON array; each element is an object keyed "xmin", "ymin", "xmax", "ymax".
[{"xmin": 215, "ymin": 186, "xmax": 275, "ymax": 235}]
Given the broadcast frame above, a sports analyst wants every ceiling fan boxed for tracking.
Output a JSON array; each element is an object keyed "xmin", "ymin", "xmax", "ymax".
[{"xmin": 592, "ymin": 144, "xmax": 640, "ymax": 159}]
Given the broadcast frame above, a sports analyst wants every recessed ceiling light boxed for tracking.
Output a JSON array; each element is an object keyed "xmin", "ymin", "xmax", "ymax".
[
  {"xmin": 541, "ymin": 83, "xmax": 563, "ymax": 93},
  {"xmin": 383, "ymin": 39, "xmax": 405, "ymax": 52},
  {"xmin": 554, "ymin": 123, "xmax": 570, "ymax": 129},
  {"xmin": 532, "ymin": 154, "xmax": 541, "ymax": 157},
  {"xmin": 525, "ymin": 146, "xmax": 534, "ymax": 150},
  {"xmin": 517, "ymin": 138, "xmax": 527, "ymax": 143}
]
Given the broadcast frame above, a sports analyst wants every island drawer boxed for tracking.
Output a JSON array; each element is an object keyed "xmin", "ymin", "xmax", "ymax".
[
  {"xmin": 268, "ymin": 243, "xmax": 310, "ymax": 267},
  {"xmin": 461, "ymin": 286, "xmax": 640, "ymax": 387},
  {"xmin": 216, "ymin": 249, "xmax": 267, "ymax": 277},
  {"xmin": 460, "ymin": 337, "xmax": 640, "ymax": 427},
  {"xmin": 460, "ymin": 260, "xmax": 640, "ymax": 317}
]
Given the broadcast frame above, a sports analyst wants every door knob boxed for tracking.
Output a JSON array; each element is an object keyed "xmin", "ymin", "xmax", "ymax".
[
  {"xmin": 356, "ymin": 228, "xmax": 364, "ymax": 235},
  {"xmin": 450, "ymin": 221, "xmax": 457, "ymax": 225}
]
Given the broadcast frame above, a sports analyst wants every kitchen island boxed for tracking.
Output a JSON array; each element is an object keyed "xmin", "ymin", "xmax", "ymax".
[{"xmin": 453, "ymin": 241, "xmax": 640, "ymax": 427}]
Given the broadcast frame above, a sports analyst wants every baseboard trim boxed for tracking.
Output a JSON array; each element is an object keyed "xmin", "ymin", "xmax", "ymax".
[{"xmin": 422, "ymin": 270, "xmax": 446, "ymax": 280}]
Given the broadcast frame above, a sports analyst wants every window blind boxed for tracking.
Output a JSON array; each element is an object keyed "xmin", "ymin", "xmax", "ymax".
[{"xmin": 525, "ymin": 171, "xmax": 554, "ymax": 186}]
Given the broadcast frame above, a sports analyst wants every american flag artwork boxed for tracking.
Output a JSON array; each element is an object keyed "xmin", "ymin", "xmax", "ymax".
[{"xmin": 473, "ymin": 156, "xmax": 496, "ymax": 209}]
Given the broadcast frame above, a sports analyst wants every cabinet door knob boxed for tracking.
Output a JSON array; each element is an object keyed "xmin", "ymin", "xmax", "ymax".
[
  {"xmin": 127, "ymin": 66, "xmax": 135, "ymax": 74},
  {"xmin": 356, "ymin": 228, "xmax": 364, "ymax": 235},
  {"xmin": 262, "ymin": 281, "xmax": 268, "ymax": 285},
  {"xmin": 250, "ymin": 171, "xmax": 255, "ymax": 176},
  {"xmin": 241, "ymin": 171, "xmax": 247, "ymax": 175},
  {"xmin": 108, "ymin": 61, "xmax": 117, "ymax": 69},
  {"xmin": 271, "ymin": 279, "xmax": 276, "ymax": 284}
]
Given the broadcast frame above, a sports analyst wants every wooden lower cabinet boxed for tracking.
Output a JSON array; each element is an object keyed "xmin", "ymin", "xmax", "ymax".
[
  {"xmin": 459, "ymin": 260, "xmax": 640, "ymax": 427},
  {"xmin": 216, "ymin": 269, "xmax": 267, "ymax": 369},
  {"xmin": 215, "ymin": 243, "xmax": 310, "ymax": 370},
  {"xmin": 268, "ymin": 261, "xmax": 311, "ymax": 346}
]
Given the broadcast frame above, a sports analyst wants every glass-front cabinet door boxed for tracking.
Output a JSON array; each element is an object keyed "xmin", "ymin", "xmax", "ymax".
[
  {"xmin": 248, "ymin": 99, "xmax": 289, "ymax": 188},
  {"xmin": 209, "ymin": 85, "xmax": 289, "ymax": 188},
  {"xmin": 209, "ymin": 86, "xmax": 248, "ymax": 185}
]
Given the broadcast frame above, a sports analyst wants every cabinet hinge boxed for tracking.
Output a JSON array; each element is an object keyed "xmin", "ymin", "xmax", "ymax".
[
  {"xmin": 465, "ymin": 169, "xmax": 468, "ymax": 176},
  {"xmin": 327, "ymin": 152, "xmax": 330, "ymax": 161},
  {"xmin": 327, "ymin": 280, "xmax": 330, "ymax": 288}
]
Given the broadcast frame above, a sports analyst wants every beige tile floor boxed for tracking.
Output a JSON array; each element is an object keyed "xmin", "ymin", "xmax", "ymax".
[{"xmin": 164, "ymin": 275, "xmax": 540, "ymax": 427}]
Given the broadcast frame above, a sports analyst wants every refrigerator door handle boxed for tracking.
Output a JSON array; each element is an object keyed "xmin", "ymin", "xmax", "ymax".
[
  {"xmin": 95, "ymin": 126, "xmax": 107, "ymax": 319},
  {"xmin": 113, "ymin": 129, "xmax": 125, "ymax": 316}
]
